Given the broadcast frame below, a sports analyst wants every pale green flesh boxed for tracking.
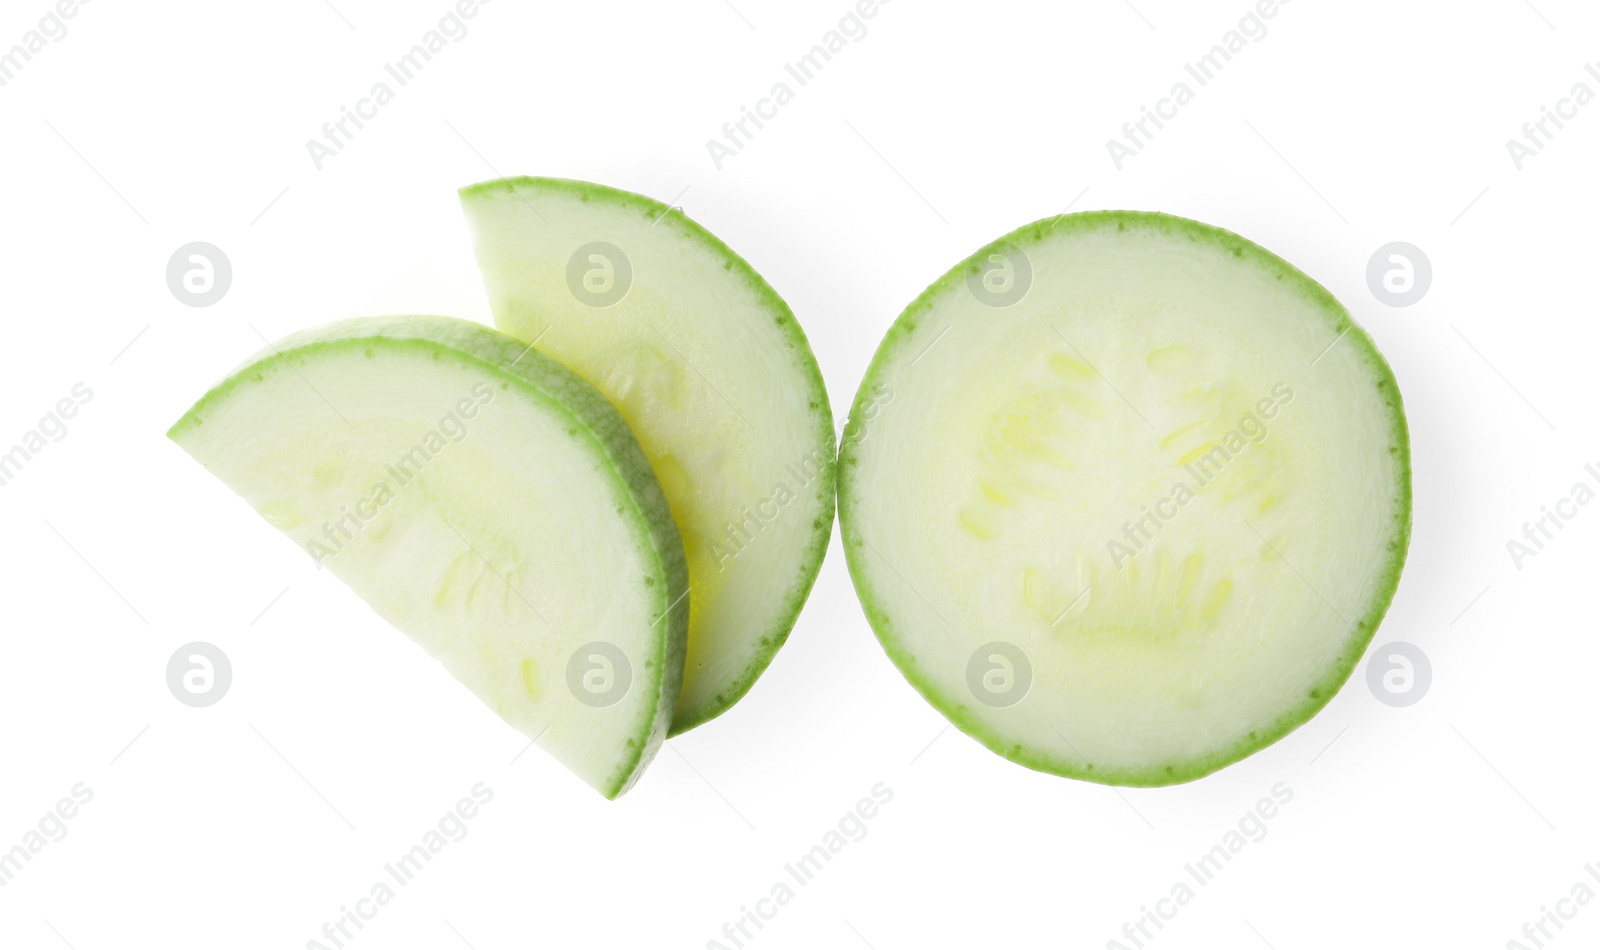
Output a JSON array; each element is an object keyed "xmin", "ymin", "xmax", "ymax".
[
  {"xmin": 460, "ymin": 178, "xmax": 835, "ymax": 734},
  {"xmin": 169, "ymin": 316, "xmax": 687, "ymax": 798},
  {"xmin": 840, "ymin": 213, "xmax": 1410, "ymax": 786}
]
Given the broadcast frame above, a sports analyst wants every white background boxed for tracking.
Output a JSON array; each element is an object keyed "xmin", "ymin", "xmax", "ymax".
[{"xmin": 0, "ymin": 0, "xmax": 1594, "ymax": 947}]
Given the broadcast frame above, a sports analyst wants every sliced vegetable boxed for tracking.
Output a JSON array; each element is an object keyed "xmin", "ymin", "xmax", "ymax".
[
  {"xmin": 839, "ymin": 212, "xmax": 1411, "ymax": 785},
  {"xmin": 461, "ymin": 178, "xmax": 834, "ymax": 734},
  {"xmin": 169, "ymin": 316, "xmax": 688, "ymax": 798}
]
